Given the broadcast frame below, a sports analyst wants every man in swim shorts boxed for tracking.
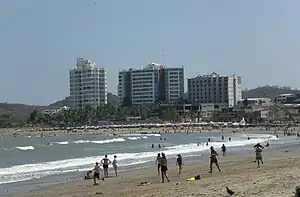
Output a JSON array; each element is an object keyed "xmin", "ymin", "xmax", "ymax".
[
  {"xmin": 255, "ymin": 145, "xmax": 264, "ymax": 168},
  {"xmin": 209, "ymin": 146, "xmax": 221, "ymax": 173},
  {"xmin": 101, "ymin": 155, "xmax": 111, "ymax": 178},
  {"xmin": 176, "ymin": 154, "xmax": 183, "ymax": 175}
]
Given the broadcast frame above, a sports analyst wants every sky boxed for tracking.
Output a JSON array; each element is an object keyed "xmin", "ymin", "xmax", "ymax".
[{"xmin": 0, "ymin": 0, "xmax": 300, "ymax": 105}]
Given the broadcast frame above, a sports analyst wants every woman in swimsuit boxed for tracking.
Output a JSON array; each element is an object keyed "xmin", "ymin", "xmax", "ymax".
[{"xmin": 101, "ymin": 155, "xmax": 111, "ymax": 178}]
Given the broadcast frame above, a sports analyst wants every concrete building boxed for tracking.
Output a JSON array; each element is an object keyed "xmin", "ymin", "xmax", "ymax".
[
  {"xmin": 275, "ymin": 93, "xmax": 299, "ymax": 104},
  {"xmin": 187, "ymin": 72, "xmax": 242, "ymax": 110},
  {"xmin": 69, "ymin": 58, "xmax": 107, "ymax": 109},
  {"xmin": 118, "ymin": 63, "xmax": 184, "ymax": 105},
  {"xmin": 233, "ymin": 98, "xmax": 272, "ymax": 119}
]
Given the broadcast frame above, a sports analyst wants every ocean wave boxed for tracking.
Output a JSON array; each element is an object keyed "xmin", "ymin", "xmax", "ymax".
[
  {"xmin": 74, "ymin": 138, "xmax": 125, "ymax": 144},
  {"xmin": 0, "ymin": 134, "xmax": 277, "ymax": 185},
  {"xmin": 55, "ymin": 141, "xmax": 69, "ymax": 145},
  {"xmin": 15, "ymin": 146, "xmax": 34, "ymax": 151}
]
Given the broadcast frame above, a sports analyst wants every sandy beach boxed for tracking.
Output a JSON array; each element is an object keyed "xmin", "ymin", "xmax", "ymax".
[
  {"xmin": 2, "ymin": 150, "xmax": 300, "ymax": 197},
  {"xmin": 0, "ymin": 126, "xmax": 288, "ymax": 137}
]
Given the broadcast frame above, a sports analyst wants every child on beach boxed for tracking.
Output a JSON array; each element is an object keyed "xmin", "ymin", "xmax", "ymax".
[
  {"xmin": 155, "ymin": 153, "xmax": 162, "ymax": 175},
  {"xmin": 112, "ymin": 155, "xmax": 118, "ymax": 177},
  {"xmin": 209, "ymin": 146, "xmax": 221, "ymax": 173},
  {"xmin": 221, "ymin": 144, "xmax": 226, "ymax": 156},
  {"xmin": 101, "ymin": 155, "xmax": 111, "ymax": 178},
  {"xmin": 93, "ymin": 162, "xmax": 104, "ymax": 185},
  {"xmin": 176, "ymin": 154, "xmax": 183, "ymax": 175},
  {"xmin": 160, "ymin": 153, "xmax": 170, "ymax": 183}
]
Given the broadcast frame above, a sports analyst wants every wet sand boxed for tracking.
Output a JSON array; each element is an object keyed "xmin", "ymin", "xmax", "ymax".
[{"xmin": 2, "ymin": 151, "xmax": 300, "ymax": 197}]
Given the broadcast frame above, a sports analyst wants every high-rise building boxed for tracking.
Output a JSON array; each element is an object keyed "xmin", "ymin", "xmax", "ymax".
[
  {"xmin": 187, "ymin": 72, "xmax": 242, "ymax": 109},
  {"xmin": 69, "ymin": 58, "xmax": 107, "ymax": 109},
  {"xmin": 118, "ymin": 63, "xmax": 184, "ymax": 105}
]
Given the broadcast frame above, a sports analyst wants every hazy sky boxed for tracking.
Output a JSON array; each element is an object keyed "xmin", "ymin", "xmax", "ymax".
[{"xmin": 1, "ymin": 0, "xmax": 300, "ymax": 105}]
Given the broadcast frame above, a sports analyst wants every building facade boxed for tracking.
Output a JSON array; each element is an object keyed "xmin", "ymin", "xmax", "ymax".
[
  {"xmin": 69, "ymin": 58, "xmax": 107, "ymax": 109},
  {"xmin": 118, "ymin": 63, "xmax": 184, "ymax": 105},
  {"xmin": 187, "ymin": 72, "xmax": 242, "ymax": 110}
]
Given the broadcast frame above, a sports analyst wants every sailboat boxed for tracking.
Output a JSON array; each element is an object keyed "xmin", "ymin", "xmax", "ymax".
[{"xmin": 240, "ymin": 117, "xmax": 246, "ymax": 126}]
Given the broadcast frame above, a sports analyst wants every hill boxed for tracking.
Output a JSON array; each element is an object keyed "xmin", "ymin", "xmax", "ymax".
[
  {"xmin": 242, "ymin": 86, "xmax": 300, "ymax": 99},
  {"xmin": 0, "ymin": 93, "xmax": 120, "ymax": 118}
]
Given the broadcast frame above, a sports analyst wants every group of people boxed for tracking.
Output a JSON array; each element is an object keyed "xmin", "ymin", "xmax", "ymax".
[
  {"xmin": 86, "ymin": 155, "xmax": 118, "ymax": 185},
  {"xmin": 88, "ymin": 139, "xmax": 268, "ymax": 185},
  {"xmin": 155, "ymin": 152, "xmax": 183, "ymax": 183}
]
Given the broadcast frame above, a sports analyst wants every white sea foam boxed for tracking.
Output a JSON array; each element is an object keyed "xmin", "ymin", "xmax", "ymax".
[
  {"xmin": 128, "ymin": 137, "xmax": 140, "ymax": 140},
  {"xmin": 123, "ymin": 133, "xmax": 161, "ymax": 137},
  {"xmin": 55, "ymin": 141, "xmax": 69, "ymax": 145},
  {"xmin": 74, "ymin": 138, "xmax": 125, "ymax": 144},
  {"xmin": 0, "ymin": 134, "xmax": 277, "ymax": 185},
  {"xmin": 15, "ymin": 146, "xmax": 34, "ymax": 151}
]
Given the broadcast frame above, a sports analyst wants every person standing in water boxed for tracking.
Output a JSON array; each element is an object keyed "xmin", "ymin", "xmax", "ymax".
[
  {"xmin": 112, "ymin": 155, "xmax": 118, "ymax": 177},
  {"xmin": 101, "ymin": 155, "xmax": 111, "ymax": 178},
  {"xmin": 221, "ymin": 144, "xmax": 226, "ymax": 156},
  {"xmin": 155, "ymin": 153, "xmax": 162, "ymax": 175},
  {"xmin": 160, "ymin": 153, "xmax": 170, "ymax": 183},
  {"xmin": 176, "ymin": 154, "xmax": 183, "ymax": 176},
  {"xmin": 209, "ymin": 146, "xmax": 221, "ymax": 173}
]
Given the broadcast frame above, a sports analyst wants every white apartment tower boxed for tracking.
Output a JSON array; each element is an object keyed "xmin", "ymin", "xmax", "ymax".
[
  {"xmin": 188, "ymin": 72, "xmax": 242, "ymax": 109},
  {"xmin": 69, "ymin": 58, "xmax": 107, "ymax": 109},
  {"xmin": 118, "ymin": 63, "xmax": 184, "ymax": 105}
]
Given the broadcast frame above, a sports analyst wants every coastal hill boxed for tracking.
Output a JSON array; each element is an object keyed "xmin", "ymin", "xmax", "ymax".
[{"xmin": 0, "ymin": 86, "xmax": 298, "ymax": 118}]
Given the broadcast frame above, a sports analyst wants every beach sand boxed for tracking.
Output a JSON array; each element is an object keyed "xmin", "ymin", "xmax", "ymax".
[
  {"xmin": 2, "ymin": 151, "xmax": 300, "ymax": 197},
  {"xmin": 0, "ymin": 126, "xmax": 288, "ymax": 137}
]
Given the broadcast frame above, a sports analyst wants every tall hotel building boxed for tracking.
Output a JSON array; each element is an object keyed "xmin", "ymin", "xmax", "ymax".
[
  {"xmin": 69, "ymin": 58, "xmax": 107, "ymax": 109},
  {"xmin": 187, "ymin": 72, "xmax": 242, "ymax": 109},
  {"xmin": 118, "ymin": 63, "xmax": 184, "ymax": 105}
]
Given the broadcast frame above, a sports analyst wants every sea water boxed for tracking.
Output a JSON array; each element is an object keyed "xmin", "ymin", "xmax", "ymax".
[{"xmin": 0, "ymin": 130, "xmax": 288, "ymax": 194}]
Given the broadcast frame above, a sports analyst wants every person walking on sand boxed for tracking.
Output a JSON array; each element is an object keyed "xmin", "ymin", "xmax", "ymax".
[
  {"xmin": 155, "ymin": 153, "xmax": 162, "ymax": 175},
  {"xmin": 255, "ymin": 145, "xmax": 264, "ymax": 168},
  {"xmin": 93, "ymin": 162, "xmax": 104, "ymax": 185},
  {"xmin": 101, "ymin": 155, "xmax": 111, "ymax": 178},
  {"xmin": 176, "ymin": 154, "xmax": 183, "ymax": 176},
  {"xmin": 160, "ymin": 153, "xmax": 170, "ymax": 183},
  {"xmin": 112, "ymin": 155, "xmax": 118, "ymax": 177},
  {"xmin": 221, "ymin": 144, "xmax": 226, "ymax": 156},
  {"xmin": 209, "ymin": 146, "xmax": 221, "ymax": 173}
]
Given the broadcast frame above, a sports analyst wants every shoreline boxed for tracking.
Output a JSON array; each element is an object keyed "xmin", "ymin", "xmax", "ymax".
[
  {"xmin": 1, "ymin": 149, "xmax": 300, "ymax": 197},
  {"xmin": 0, "ymin": 126, "xmax": 289, "ymax": 137}
]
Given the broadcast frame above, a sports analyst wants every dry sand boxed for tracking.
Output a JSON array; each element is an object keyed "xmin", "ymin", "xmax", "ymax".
[{"xmin": 2, "ymin": 151, "xmax": 300, "ymax": 197}]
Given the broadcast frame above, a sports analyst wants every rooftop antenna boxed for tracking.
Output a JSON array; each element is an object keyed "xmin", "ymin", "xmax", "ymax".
[{"xmin": 161, "ymin": 47, "xmax": 165, "ymax": 65}]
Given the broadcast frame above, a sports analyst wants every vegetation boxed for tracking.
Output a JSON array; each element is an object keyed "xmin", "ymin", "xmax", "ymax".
[
  {"xmin": 1, "ymin": 86, "xmax": 299, "ymax": 128},
  {"xmin": 26, "ymin": 104, "xmax": 182, "ymax": 127}
]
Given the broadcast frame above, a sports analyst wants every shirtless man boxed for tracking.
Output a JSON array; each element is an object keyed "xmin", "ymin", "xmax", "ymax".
[{"xmin": 209, "ymin": 146, "xmax": 221, "ymax": 173}]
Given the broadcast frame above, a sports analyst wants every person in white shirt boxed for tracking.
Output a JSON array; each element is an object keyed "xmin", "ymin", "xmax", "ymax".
[
  {"xmin": 93, "ymin": 162, "xmax": 104, "ymax": 185},
  {"xmin": 155, "ymin": 153, "xmax": 162, "ymax": 175},
  {"xmin": 112, "ymin": 155, "xmax": 118, "ymax": 177}
]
